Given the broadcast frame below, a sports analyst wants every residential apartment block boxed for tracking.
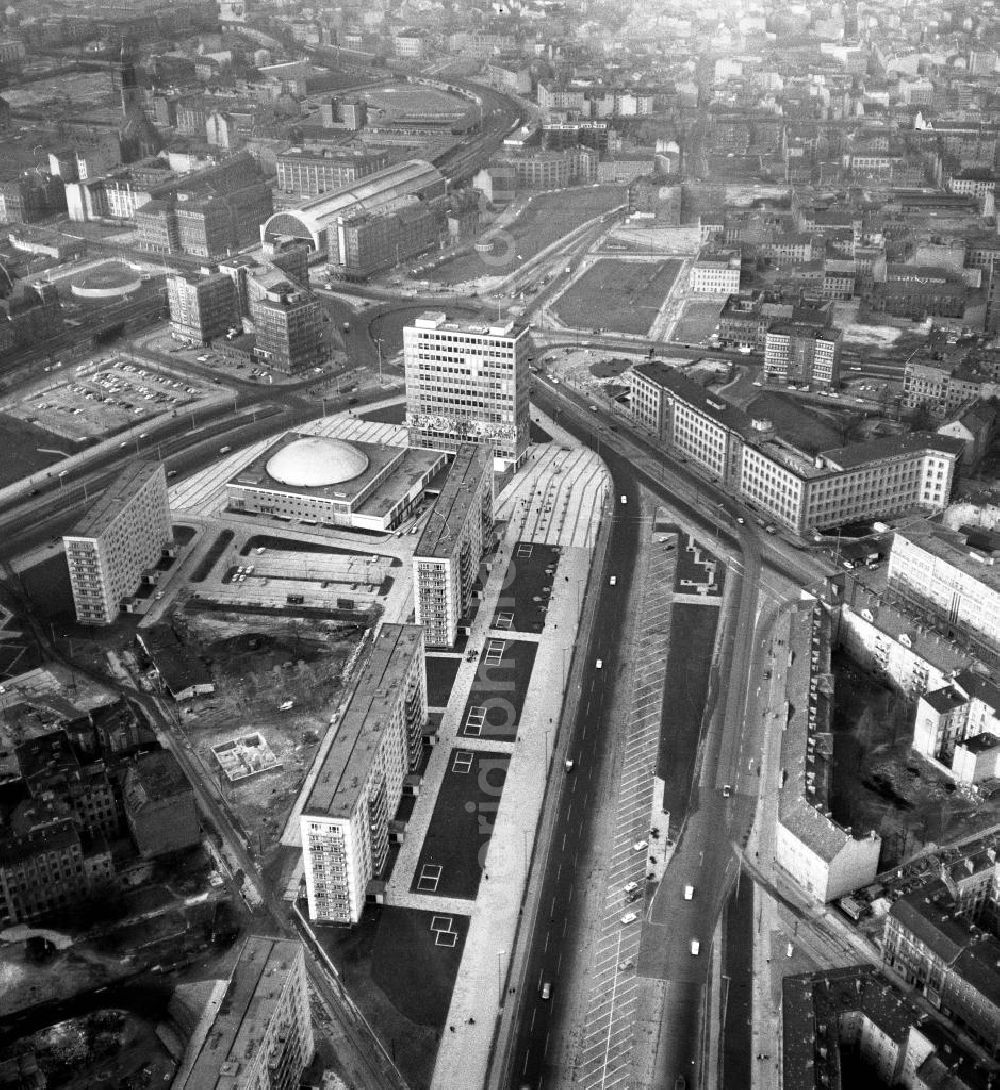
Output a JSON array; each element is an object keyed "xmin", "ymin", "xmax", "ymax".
[
  {"xmin": 774, "ymin": 601, "xmax": 881, "ymax": 902},
  {"xmin": 175, "ymin": 935, "xmax": 314, "ymax": 1090},
  {"xmin": 64, "ymin": 461, "xmax": 172, "ymax": 625},
  {"xmin": 763, "ymin": 321, "xmax": 843, "ymax": 388},
  {"xmin": 883, "ymin": 879, "xmax": 1000, "ymax": 1050},
  {"xmin": 413, "ymin": 443, "xmax": 494, "ymax": 648},
  {"xmin": 903, "ymin": 356, "xmax": 999, "ymax": 418},
  {"xmin": 783, "ymin": 966, "xmax": 984, "ymax": 1090},
  {"xmin": 914, "ymin": 671, "xmax": 1000, "ymax": 783},
  {"xmin": 689, "ymin": 248, "xmax": 742, "ymax": 293},
  {"xmin": 628, "ymin": 363, "xmax": 960, "ymax": 533},
  {"xmin": 123, "ymin": 750, "xmax": 201, "ymax": 858},
  {"xmin": 300, "ymin": 624, "xmax": 427, "ymax": 924},
  {"xmin": 404, "ymin": 311, "xmax": 531, "ymax": 472},
  {"xmin": 166, "ymin": 271, "xmax": 240, "ymax": 343},
  {"xmin": 888, "ymin": 523, "xmax": 1000, "ymax": 667}
]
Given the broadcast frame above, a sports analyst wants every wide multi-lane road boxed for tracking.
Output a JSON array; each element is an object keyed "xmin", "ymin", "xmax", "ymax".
[{"xmin": 501, "ymin": 378, "xmax": 829, "ymax": 1089}]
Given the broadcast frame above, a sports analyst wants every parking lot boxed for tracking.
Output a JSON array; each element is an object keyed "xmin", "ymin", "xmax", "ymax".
[{"xmin": 3, "ymin": 356, "xmax": 211, "ymax": 441}]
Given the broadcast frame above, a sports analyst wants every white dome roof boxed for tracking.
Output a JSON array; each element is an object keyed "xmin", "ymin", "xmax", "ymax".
[{"xmin": 266, "ymin": 436, "xmax": 369, "ymax": 487}]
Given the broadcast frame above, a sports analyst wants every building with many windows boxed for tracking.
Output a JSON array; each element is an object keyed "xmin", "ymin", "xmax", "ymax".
[
  {"xmin": 249, "ymin": 280, "xmax": 323, "ymax": 374},
  {"xmin": 903, "ymin": 356, "xmax": 999, "ymax": 418},
  {"xmin": 300, "ymin": 624, "xmax": 427, "ymax": 924},
  {"xmin": 763, "ymin": 321, "xmax": 843, "ymax": 388},
  {"xmin": 882, "ymin": 879, "xmax": 1000, "ymax": 1050},
  {"xmin": 913, "ymin": 671, "xmax": 1000, "ymax": 782},
  {"xmin": 689, "ymin": 248, "xmax": 741, "ymax": 293},
  {"xmin": 413, "ymin": 444, "xmax": 494, "ymax": 648},
  {"xmin": 63, "ymin": 461, "xmax": 171, "ymax": 625},
  {"xmin": 628, "ymin": 363, "xmax": 961, "ymax": 533},
  {"xmin": 774, "ymin": 601, "xmax": 881, "ymax": 902},
  {"xmin": 888, "ymin": 522, "xmax": 1000, "ymax": 666},
  {"xmin": 174, "ymin": 935, "xmax": 314, "ymax": 1090},
  {"xmin": 275, "ymin": 147, "xmax": 389, "ymax": 198},
  {"xmin": 404, "ymin": 311, "xmax": 532, "ymax": 471},
  {"xmin": 717, "ymin": 291, "xmax": 768, "ymax": 350},
  {"xmin": 166, "ymin": 272, "xmax": 240, "ymax": 343}
]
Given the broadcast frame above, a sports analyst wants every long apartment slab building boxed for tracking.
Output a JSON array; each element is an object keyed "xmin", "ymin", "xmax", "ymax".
[
  {"xmin": 174, "ymin": 935, "xmax": 314, "ymax": 1090},
  {"xmin": 300, "ymin": 623, "xmax": 427, "ymax": 924},
  {"xmin": 888, "ymin": 521, "xmax": 1000, "ymax": 667},
  {"xmin": 628, "ymin": 362, "xmax": 961, "ymax": 534},
  {"xmin": 63, "ymin": 460, "xmax": 171, "ymax": 625},
  {"xmin": 413, "ymin": 443, "xmax": 494, "ymax": 648},
  {"xmin": 404, "ymin": 311, "xmax": 531, "ymax": 471}
]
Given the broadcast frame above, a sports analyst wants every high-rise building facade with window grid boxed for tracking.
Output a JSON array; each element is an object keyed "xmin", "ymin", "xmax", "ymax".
[
  {"xmin": 404, "ymin": 310, "xmax": 531, "ymax": 471},
  {"xmin": 63, "ymin": 461, "xmax": 171, "ymax": 625}
]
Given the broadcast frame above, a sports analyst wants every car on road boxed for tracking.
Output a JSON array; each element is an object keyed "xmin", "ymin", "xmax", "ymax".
[
  {"xmin": 609, "ymin": 575, "xmax": 617, "ymax": 586},
  {"xmin": 564, "ymin": 759, "xmax": 575, "ymax": 772},
  {"xmin": 690, "ymin": 940, "xmax": 700, "ymax": 956},
  {"xmin": 764, "ymin": 523, "xmax": 777, "ymax": 534},
  {"xmin": 620, "ymin": 912, "xmax": 638, "ymax": 925},
  {"xmin": 595, "ymin": 658, "xmax": 603, "ymax": 669},
  {"xmin": 219, "ymin": 446, "xmax": 232, "ymax": 454},
  {"xmin": 632, "ymin": 839, "xmax": 648, "ymax": 852},
  {"xmin": 736, "ymin": 516, "xmax": 745, "ymax": 524},
  {"xmin": 722, "ymin": 784, "xmax": 732, "ymax": 798},
  {"xmin": 684, "ymin": 884, "xmax": 694, "ymax": 900},
  {"xmin": 540, "ymin": 981, "xmax": 552, "ymax": 1000},
  {"xmin": 589, "ymin": 404, "xmax": 598, "ymax": 412}
]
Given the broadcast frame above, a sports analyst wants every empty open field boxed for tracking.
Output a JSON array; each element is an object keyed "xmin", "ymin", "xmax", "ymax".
[
  {"xmin": 553, "ymin": 259, "xmax": 682, "ymax": 336},
  {"xmin": 425, "ymin": 186, "xmax": 624, "ymax": 286},
  {"xmin": 671, "ymin": 299, "xmax": 724, "ymax": 345}
]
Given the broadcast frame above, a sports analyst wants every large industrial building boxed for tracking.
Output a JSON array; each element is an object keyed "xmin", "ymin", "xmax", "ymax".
[
  {"xmin": 63, "ymin": 461, "xmax": 172, "ymax": 625},
  {"xmin": 225, "ymin": 433, "xmax": 447, "ymax": 533},
  {"xmin": 300, "ymin": 624, "xmax": 427, "ymax": 924},
  {"xmin": 260, "ymin": 158, "xmax": 446, "ymax": 255},
  {"xmin": 413, "ymin": 443, "xmax": 494, "ymax": 647},
  {"xmin": 174, "ymin": 935, "xmax": 314, "ymax": 1090},
  {"xmin": 404, "ymin": 311, "xmax": 532, "ymax": 471},
  {"xmin": 628, "ymin": 363, "xmax": 961, "ymax": 534}
]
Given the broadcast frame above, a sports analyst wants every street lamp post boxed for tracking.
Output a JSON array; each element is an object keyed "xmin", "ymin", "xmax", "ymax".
[
  {"xmin": 497, "ymin": 949, "xmax": 506, "ymax": 1007},
  {"xmin": 375, "ymin": 338, "xmax": 384, "ymax": 386}
]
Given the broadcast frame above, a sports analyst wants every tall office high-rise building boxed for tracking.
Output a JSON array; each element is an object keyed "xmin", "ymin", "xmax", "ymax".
[
  {"xmin": 413, "ymin": 443, "xmax": 494, "ymax": 648},
  {"xmin": 167, "ymin": 272, "xmax": 239, "ymax": 343},
  {"xmin": 63, "ymin": 461, "xmax": 171, "ymax": 625},
  {"xmin": 250, "ymin": 281, "xmax": 323, "ymax": 374},
  {"xmin": 404, "ymin": 310, "xmax": 531, "ymax": 471},
  {"xmin": 300, "ymin": 624, "xmax": 427, "ymax": 924},
  {"xmin": 763, "ymin": 321, "xmax": 843, "ymax": 388}
]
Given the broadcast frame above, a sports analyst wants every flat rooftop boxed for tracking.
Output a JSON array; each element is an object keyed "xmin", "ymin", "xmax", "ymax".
[
  {"xmin": 414, "ymin": 444, "xmax": 491, "ymax": 560},
  {"xmin": 893, "ymin": 520, "xmax": 1000, "ymax": 595},
  {"xmin": 178, "ymin": 935, "xmax": 302, "ymax": 1089},
  {"xmin": 303, "ymin": 623, "xmax": 423, "ymax": 820},
  {"xmin": 410, "ymin": 310, "xmax": 527, "ymax": 339},
  {"xmin": 66, "ymin": 459, "xmax": 163, "ymax": 539}
]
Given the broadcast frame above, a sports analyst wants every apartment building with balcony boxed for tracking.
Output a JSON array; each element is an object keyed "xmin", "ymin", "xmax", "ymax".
[
  {"xmin": 175, "ymin": 935, "xmax": 314, "ymax": 1090},
  {"xmin": 404, "ymin": 311, "xmax": 531, "ymax": 472},
  {"xmin": 300, "ymin": 624, "xmax": 427, "ymax": 924},
  {"xmin": 413, "ymin": 443, "xmax": 494, "ymax": 648},
  {"xmin": 63, "ymin": 461, "xmax": 171, "ymax": 625}
]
